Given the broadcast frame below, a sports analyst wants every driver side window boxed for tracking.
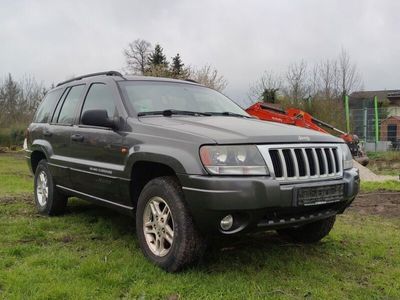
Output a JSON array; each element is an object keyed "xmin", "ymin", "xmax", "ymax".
[{"xmin": 81, "ymin": 83, "xmax": 117, "ymax": 121}]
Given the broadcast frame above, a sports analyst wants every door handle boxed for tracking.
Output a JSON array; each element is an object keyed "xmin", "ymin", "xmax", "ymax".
[
  {"xmin": 71, "ymin": 134, "xmax": 84, "ymax": 142},
  {"xmin": 43, "ymin": 129, "xmax": 52, "ymax": 137}
]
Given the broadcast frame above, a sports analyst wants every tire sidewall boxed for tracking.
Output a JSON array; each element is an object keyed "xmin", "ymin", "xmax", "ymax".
[{"xmin": 34, "ymin": 160, "xmax": 55, "ymax": 214}]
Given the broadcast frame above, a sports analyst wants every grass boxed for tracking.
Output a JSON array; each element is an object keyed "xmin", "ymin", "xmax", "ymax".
[
  {"xmin": 366, "ymin": 151, "xmax": 400, "ymax": 176},
  {"xmin": 0, "ymin": 153, "xmax": 399, "ymax": 299},
  {"xmin": 361, "ymin": 180, "xmax": 400, "ymax": 192},
  {"xmin": 367, "ymin": 151, "xmax": 400, "ymax": 161},
  {"xmin": 0, "ymin": 153, "xmax": 32, "ymax": 195}
]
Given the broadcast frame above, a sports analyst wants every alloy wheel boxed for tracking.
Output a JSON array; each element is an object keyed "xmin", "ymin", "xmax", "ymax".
[
  {"xmin": 143, "ymin": 196, "xmax": 174, "ymax": 257},
  {"xmin": 36, "ymin": 171, "xmax": 48, "ymax": 206}
]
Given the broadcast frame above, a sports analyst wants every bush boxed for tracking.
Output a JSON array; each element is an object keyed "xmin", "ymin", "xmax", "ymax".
[{"xmin": 0, "ymin": 125, "xmax": 26, "ymax": 148}]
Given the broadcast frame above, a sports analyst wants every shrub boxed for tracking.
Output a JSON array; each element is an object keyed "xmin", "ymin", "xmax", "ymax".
[{"xmin": 0, "ymin": 125, "xmax": 26, "ymax": 148}]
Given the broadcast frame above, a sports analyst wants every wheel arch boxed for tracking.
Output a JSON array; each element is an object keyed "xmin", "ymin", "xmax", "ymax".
[
  {"xmin": 29, "ymin": 140, "xmax": 53, "ymax": 173},
  {"xmin": 30, "ymin": 150, "xmax": 47, "ymax": 173},
  {"xmin": 129, "ymin": 160, "xmax": 180, "ymax": 208}
]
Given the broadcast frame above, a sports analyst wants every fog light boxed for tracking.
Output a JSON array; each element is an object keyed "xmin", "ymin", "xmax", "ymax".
[{"xmin": 220, "ymin": 214, "xmax": 233, "ymax": 231}]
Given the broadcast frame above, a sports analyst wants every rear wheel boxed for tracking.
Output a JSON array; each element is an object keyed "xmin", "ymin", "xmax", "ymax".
[
  {"xmin": 34, "ymin": 160, "xmax": 67, "ymax": 215},
  {"xmin": 136, "ymin": 176, "xmax": 205, "ymax": 272},
  {"xmin": 277, "ymin": 216, "xmax": 336, "ymax": 243}
]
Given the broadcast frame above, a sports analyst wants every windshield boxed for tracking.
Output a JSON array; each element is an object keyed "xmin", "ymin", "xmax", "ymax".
[{"xmin": 118, "ymin": 81, "xmax": 248, "ymax": 116}]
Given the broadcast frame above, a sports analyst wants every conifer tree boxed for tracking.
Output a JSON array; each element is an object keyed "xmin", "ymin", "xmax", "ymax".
[
  {"xmin": 148, "ymin": 44, "xmax": 168, "ymax": 68},
  {"xmin": 171, "ymin": 53, "xmax": 184, "ymax": 77}
]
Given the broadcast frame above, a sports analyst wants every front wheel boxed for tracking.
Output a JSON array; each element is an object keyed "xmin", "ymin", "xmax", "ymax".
[
  {"xmin": 34, "ymin": 159, "xmax": 68, "ymax": 215},
  {"xmin": 136, "ymin": 176, "xmax": 205, "ymax": 272},
  {"xmin": 277, "ymin": 215, "xmax": 336, "ymax": 243}
]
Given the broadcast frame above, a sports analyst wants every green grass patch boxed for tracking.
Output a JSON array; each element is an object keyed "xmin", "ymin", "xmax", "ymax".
[
  {"xmin": 0, "ymin": 154, "xmax": 399, "ymax": 299},
  {"xmin": 0, "ymin": 199, "xmax": 399, "ymax": 299},
  {"xmin": 366, "ymin": 151, "xmax": 400, "ymax": 176},
  {"xmin": 367, "ymin": 151, "xmax": 400, "ymax": 161},
  {"xmin": 361, "ymin": 180, "xmax": 400, "ymax": 193},
  {"xmin": 0, "ymin": 153, "xmax": 32, "ymax": 195}
]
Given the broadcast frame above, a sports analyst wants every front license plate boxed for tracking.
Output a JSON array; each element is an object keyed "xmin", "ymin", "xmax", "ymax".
[{"xmin": 297, "ymin": 184, "xmax": 344, "ymax": 206}]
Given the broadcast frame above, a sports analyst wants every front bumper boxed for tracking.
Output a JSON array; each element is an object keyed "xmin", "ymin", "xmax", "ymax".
[{"xmin": 178, "ymin": 168, "xmax": 359, "ymax": 234}]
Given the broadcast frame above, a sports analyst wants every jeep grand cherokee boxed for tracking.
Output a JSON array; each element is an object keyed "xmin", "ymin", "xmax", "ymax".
[{"xmin": 25, "ymin": 71, "xmax": 359, "ymax": 272}]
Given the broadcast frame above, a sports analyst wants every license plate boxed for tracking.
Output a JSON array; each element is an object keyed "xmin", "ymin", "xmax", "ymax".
[{"xmin": 297, "ymin": 184, "xmax": 344, "ymax": 206}]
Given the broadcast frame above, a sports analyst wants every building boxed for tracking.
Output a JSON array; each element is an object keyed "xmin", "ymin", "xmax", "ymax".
[
  {"xmin": 380, "ymin": 116, "xmax": 400, "ymax": 147},
  {"xmin": 349, "ymin": 90, "xmax": 400, "ymax": 115}
]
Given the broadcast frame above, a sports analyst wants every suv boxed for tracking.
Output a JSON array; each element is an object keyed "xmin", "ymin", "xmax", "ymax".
[{"xmin": 25, "ymin": 71, "xmax": 359, "ymax": 272}]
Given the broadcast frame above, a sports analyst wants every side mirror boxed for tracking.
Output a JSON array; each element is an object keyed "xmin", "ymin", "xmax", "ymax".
[{"xmin": 81, "ymin": 110, "xmax": 116, "ymax": 129}]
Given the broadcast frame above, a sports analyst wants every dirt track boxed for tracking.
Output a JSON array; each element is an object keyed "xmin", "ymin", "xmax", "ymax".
[
  {"xmin": 1, "ymin": 192, "xmax": 400, "ymax": 218},
  {"xmin": 349, "ymin": 192, "xmax": 400, "ymax": 218}
]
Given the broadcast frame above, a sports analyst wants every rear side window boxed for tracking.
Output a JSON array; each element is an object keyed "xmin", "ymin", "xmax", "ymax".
[
  {"xmin": 81, "ymin": 83, "xmax": 117, "ymax": 120},
  {"xmin": 34, "ymin": 89, "xmax": 64, "ymax": 123},
  {"xmin": 51, "ymin": 87, "xmax": 70, "ymax": 123},
  {"xmin": 57, "ymin": 85, "xmax": 85, "ymax": 124}
]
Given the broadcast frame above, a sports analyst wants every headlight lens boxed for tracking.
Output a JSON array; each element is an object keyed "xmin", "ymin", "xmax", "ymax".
[
  {"xmin": 340, "ymin": 144, "xmax": 353, "ymax": 169},
  {"xmin": 200, "ymin": 145, "xmax": 269, "ymax": 175}
]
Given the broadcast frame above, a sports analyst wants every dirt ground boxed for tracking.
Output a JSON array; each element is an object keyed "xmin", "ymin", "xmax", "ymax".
[
  {"xmin": 349, "ymin": 192, "xmax": 400, "ymax": 218},
  {"xmin": 1, "ymin": 192, "xmax": 399, "ymax": 219}
]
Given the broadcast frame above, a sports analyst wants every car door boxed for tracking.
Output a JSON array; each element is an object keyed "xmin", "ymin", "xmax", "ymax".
[
  {"xmin": 68, "ymin": 82, "xmax": 128, "ymax": 206},
  {"xmin": 46, "ymin": 85, "xmax": 86, "ymax": 188}
]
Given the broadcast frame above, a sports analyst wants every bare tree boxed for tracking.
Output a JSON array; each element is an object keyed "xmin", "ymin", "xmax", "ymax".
[
  {"xmin": 338, "ymin": 48, "xmax": 362, "ymax": 99},
  {"xmin": 19, "ymin": 75, "xmax": 46, "ymax": 119},
  {"xmin": 308, "ymin": 64, "xmax": 320, "ymax": 99},
  {"xmin": 285, "ymin": 60, "xmax": 309, "ymax": 101},
  {"xmin": 190, "ymin": 65, "xmax": 228, "ymax": 92},
  {"xmin": 123, "ymin": 39, "xmax": 152, "ymax": 75},
  {"xmin": 248, "ymin": 70, "xmax": 282, "ymax": 103},
  {"xmin": 316, "ymin": 59, "xmax": 341, "ymax": 100},
  {"xmin": 248, "ymin": 49, "xmax": 363, "ymax": 104},
  {"xmin": 0, "ymin": 74, "xmax": 46, "ymax": 126}
]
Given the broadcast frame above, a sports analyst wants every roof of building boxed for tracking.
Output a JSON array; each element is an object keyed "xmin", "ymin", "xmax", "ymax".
[
  {"xmin": 381, "ymin": 116, "xmax": 400, "ymax": 123},
  {"xmin": 350, "ymin": 90, "xmax": 400, "ymax": 100}
]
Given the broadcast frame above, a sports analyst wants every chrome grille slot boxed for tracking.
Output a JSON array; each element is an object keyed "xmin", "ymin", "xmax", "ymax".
[{"xmin": 258, "ymin": 144, "xmax": 343, "ymax": 182}]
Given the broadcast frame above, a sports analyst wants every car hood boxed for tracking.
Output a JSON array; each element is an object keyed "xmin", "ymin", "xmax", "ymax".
[{"xmin": 138, "ymin": 116, "xmax": 343, "ymax": 144}]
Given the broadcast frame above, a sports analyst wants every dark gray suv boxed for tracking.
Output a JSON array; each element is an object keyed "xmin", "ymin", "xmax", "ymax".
[{"xmin": 25, "ymin": 71, "xmax": 359, "ymax": 272}]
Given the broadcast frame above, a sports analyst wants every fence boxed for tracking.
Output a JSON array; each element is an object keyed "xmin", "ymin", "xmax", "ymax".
[{"xmin": 347, "ymin": 96, "xmax": 400, "ymax": 152}]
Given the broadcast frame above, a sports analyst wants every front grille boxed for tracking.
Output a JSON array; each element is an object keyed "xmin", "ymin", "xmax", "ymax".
[{"xmin": 258, "ymin": 144, "xmax": 343, "ymax": 182}]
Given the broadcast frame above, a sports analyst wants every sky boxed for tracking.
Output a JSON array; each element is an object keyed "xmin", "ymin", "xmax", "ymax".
[{"xmin": 0, "ymin": 0, "xmax": 399, "ymax": 106}]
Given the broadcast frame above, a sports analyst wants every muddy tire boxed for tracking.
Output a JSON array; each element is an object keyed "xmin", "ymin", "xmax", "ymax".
[
  {"xmin": 136, "ymin": 176, "xmax": 205, "ymax": 272},
  {"xmin": 277, "ymin": 215, "xmax": 336, "ymax": 243},
  {"xmin": 34, "ymin": 159, "xmax": 68, "ymax": 215}
]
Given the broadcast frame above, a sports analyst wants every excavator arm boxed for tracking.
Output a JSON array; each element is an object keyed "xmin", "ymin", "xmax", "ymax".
[{"xmin": 245, "ymin": 102, "xmax": 369, "ymax": 165}]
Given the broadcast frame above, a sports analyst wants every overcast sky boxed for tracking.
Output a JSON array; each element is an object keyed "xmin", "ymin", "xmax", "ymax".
[{"xmin": 1, "ymin": 0, "xmax": 399, "ymax": 106}]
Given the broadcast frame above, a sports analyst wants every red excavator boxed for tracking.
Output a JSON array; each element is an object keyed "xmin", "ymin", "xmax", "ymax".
[{"xmin": 246, "ymin": 102, "xmax": 369, "ymax": 166}]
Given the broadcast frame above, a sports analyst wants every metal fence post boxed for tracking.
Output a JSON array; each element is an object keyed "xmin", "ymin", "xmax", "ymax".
[
  {"xmin": 345, "ymin": 95, "xmax": 350, "ymax": 133},
  {"xmin": 374, "ymin": 95, "xmax": 379, "ymax": 151},
  {"xmin": 363, "ymin": 108, "xmax": 368, "ymax": 142}
]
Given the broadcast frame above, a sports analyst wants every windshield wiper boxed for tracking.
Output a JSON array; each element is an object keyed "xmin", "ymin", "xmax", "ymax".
[
  {"xmin": 205, "ymin": 111, "xmax": 252, "ymax": 118},
  {"xmin": 137, "ymin": 109, "xmax": 212, "ymax": 117}
]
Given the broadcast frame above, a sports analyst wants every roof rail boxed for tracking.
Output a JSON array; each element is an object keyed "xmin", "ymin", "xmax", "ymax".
[
  {"xmin": 56, "ymin": 71, "xmax": 124, "ymax": 87},
  {"xmin": 184, "ymin": 79, "xmax": 198, "ymax": 83}
]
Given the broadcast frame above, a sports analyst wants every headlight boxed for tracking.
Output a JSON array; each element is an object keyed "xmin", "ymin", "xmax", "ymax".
[
  {"xmin": 200, "ymin": 145, "xmax": 269, "ymax": 175},
  {"xmin": 339, "ymin": 144, "xmax": 353, "ymax": 170}
]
